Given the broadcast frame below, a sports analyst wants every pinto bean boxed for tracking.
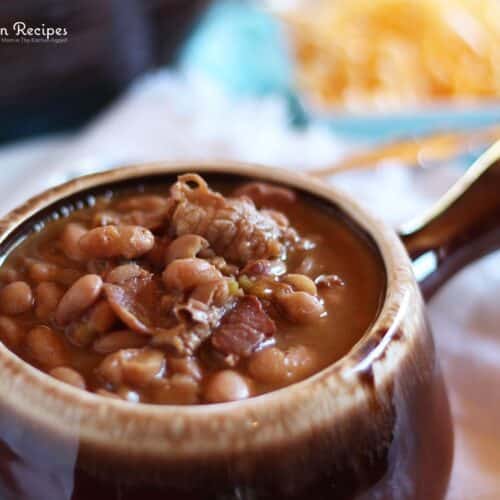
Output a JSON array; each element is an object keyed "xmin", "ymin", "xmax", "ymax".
[
  {"xmin": 105, "ymin": 263, "xmax": 150, "ymax": 284},
  {"xmin": 204, "ymin": 370, "xmax": 251, "ymax": 403},
  {"xmin": 170, "ymin": 374, "xmax": 199, "ymax": 397},
  {"xmin": 60, "ymin": 223, "xmax": 87, "ymax": 261},
  {"xmin": 248, "ymin": 347, "xmax": 288, "ymax": 385},
  {"xmin": 35, "ymin": 282, "xmax": 64, "ymax": 321},
  {"xmin": 97, "ymin": 348, "xmax": 165, "ymax": 388},
  {"xmin": 277, "ymin": 291, "xmax": 324, "ymax": 323},
  {"xmin": 50, "ymin": 367, "xmax": 86, "ymax": 389},
  {"xmin": 88, "ymin": 300, "xmax": 117, "ymax": 334},
  {"xmin": 66, "ymin": 323, "xmax": 98, "ymax": 348},
  {"xmin": 248, "ymin": 345, "xmax": 318, "ymax": 384},
  {"xmin": 97, "ymin": 350, "xmax": 128, "ymax": 386},
  {"xmin": 93, "ymin": 330, "xmax": 148, "ymax": 354},
  {"xmin": 55, "ymin": 274, "xmax": 103, "ymax": 326},
  {"xmin": 190, "ymin": 279, "xmax": 230, "ymax": 306},
  {"xmin": 25, "ymin": 326, "xmax": 67, "ymax": 369},
  {"xmin": 241, "ymin": 259, "xmax": 287, "ymax": 278},
  {"xmin": 57, "ymin": 268, "xmax": 85, "ymax": 286},
  {"xmin": 79, "ymin": 225, "xmax": 154, "ymax": 259},
  {"xmin": 282, "ymin": 274, "xmax": 317, "ymax": 295},
  {"xmin": 28, "ymin": 261, "xmax": 81, "ymax": 285},
  {"xmin": 162, "ymin": 258, "xmax": 222, "ymax": 292},
  {"xmin": 233, "ymin": 182, "xmax": 296, "ymax": 206},
  {"xmin": 0, "ymin": 267, "xmax": 19, "ymax": 284},
  {"xmin": 0, "ymin": 281, "xmax": 33, "ymax": 315},
  {"xmin": 165, "ymin": 235, "xmax": 209, "ymax": 264},
  {"xmin": 208, "ymin": 257, "xmax": 239, "ymax": 277},
  {"xmin": 150, "ymin": 374, "xmax": 199, "ymax": 405},
  {"xmin": 115, "ymin": 195, "xmax": 168, "ymax": 212},
  {"xmin": 285, "ymin": 345, "xmax": 319, "ymax": 381},
  {"xmin": 0, "ymin": 316, "xmax": 24, "ymax": 349},
  {"xmin": 121, "ymin": 348, "xmax": 166, "ymax": 387},
  {"xmin": 168, "ymin": 356, "xmax": 203, "ymax": 381},
  {"xmin": 28, "ymin": 261, "xmax": 56, "ymax": 282}
]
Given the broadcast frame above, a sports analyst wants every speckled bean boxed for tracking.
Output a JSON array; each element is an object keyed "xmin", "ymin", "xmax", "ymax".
[
  {"xmin": 25, "ymin": 326, "xmax": 67, "ymax": 369},
  {"xmin": 0, "ymin": 281, "xmax": 34, "ymax": 315},
  {"xmin": 79, "ymin": 225, "xmax": 154, "ymax": 259},
  {"xmin": 204, "ymin": 370, "xmax": 251, "ymax": 403},
  {"xmin": 50, "ymin": 366, "xmax": 86, "ymax": 389},
  {"xmin": 55, "ymin": 274, "xmax": 103, "ymax": 325}
]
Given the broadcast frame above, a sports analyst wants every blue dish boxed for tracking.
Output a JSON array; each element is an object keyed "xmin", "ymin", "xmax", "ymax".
[{"xmin": 182, "ymin": 0, "xmax": 500, "ymax": 142}]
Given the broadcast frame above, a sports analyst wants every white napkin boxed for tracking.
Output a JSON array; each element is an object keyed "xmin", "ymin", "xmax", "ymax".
[{"xmin": 0, "ymin": 70, "xmax": 498, "ymax": 499}]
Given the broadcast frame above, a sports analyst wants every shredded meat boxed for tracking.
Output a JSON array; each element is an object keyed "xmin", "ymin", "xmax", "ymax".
[
  {"xmin": 151, "ymin": 323, "xmax": 212, "ymax": 356},
  {"xmin": 151, "ymin": 298, "xmax": 230, "ymax": 355},
  {"xmin": 173, "ymin": 298, "xmax": 225, "ymax": 328},
  {"xmin": 240, "ymin": 259, "xmax": 287, "ymax": 277},
  {"xmin": 212, "ymin": 296, "xmax": 276, "ymax": 357},
  {"xmin": 166, "ymin": 174, "xmax": 285, "ymax": 265}
]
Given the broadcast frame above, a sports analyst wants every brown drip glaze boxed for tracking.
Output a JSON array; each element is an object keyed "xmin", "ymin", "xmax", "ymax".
[{"xmin": 5, "ymin": 155, "xmax": 495, "ymax": 499}]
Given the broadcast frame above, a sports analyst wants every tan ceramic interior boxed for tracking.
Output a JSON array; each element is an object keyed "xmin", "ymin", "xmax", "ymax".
[{"xmin": 0, "ymin": 162, "xmax": 425, "ymax": 466}]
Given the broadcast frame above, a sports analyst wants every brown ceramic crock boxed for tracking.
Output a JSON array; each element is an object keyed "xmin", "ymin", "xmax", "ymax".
[{"xmin": 0, "ymin": 141, "xmax": 498, "ymax": 500}]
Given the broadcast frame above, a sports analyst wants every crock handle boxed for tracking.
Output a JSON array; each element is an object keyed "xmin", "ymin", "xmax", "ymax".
[{"xmin": 399, "ymin": 141, "xmax": 500, "ymax": 300}]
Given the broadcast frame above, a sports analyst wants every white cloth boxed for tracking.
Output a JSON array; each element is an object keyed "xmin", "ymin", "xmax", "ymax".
[{"xmin": 0, "ymin": 70, "xmax": 498, "ymax": 499}]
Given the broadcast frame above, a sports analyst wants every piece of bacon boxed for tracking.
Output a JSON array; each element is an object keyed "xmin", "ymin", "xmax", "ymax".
[{"xmin": 211, "ymin": 296, "xmax": 276, "ymax": 357}]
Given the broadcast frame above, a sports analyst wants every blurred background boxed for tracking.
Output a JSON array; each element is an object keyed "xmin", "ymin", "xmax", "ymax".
[{"xmin": 0, "ymin": 1, "xmax": 499, "ymax": 498}]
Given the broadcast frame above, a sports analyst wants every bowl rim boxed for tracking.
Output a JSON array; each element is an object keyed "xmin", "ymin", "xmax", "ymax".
[{"xmin": 0, "ymin": 161, "xmax": 418, "ymax": 459}]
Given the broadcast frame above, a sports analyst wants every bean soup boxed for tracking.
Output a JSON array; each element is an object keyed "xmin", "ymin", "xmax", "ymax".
[{"xmin": 0, "ymin": 174, "xmax": 385, "ymax": 404}]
